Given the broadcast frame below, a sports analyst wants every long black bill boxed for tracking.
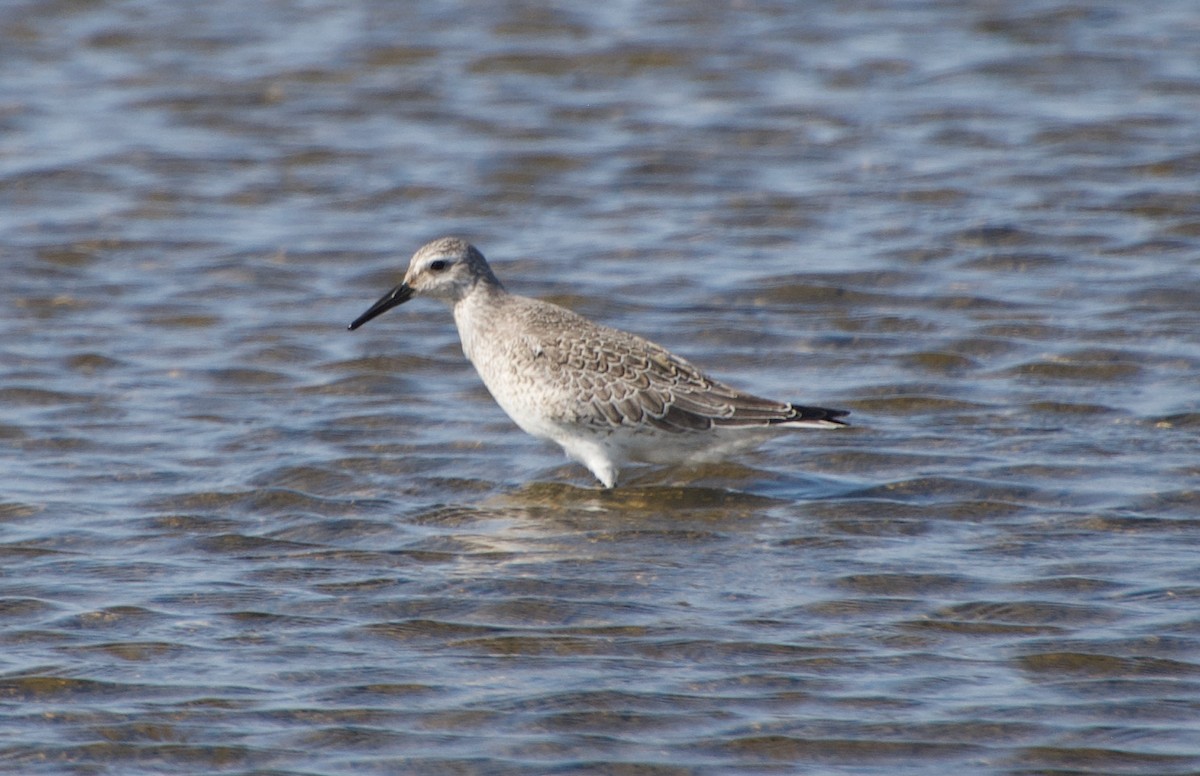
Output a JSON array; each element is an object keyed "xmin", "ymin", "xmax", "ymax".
[{"xmin": 348, "ymin": 282, "xmax": 414, "ymax": 330}]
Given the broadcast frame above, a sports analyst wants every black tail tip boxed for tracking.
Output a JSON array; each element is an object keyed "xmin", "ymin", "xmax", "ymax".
[{"xmin": 795, "ymin": 405, "xmax": 850, "ymax": 426}]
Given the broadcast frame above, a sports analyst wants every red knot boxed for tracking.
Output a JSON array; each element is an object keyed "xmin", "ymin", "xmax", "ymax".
[{"xmin": 350, "ymin": 237, "xmax": 848, "ymax": 488}]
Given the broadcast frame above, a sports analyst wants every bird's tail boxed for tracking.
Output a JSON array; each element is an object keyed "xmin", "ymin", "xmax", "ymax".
[{"xmin": 771, "ymin": 404, "xmax": 850, "ymax": 429}]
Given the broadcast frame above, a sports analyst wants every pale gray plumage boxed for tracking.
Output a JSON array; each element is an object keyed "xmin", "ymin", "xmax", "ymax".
[{"xmin": 349, "ymin": 237, "xmax": 848, "ymax": 487}]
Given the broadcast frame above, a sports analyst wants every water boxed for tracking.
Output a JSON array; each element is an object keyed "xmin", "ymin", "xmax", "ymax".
[{"xmin": 2, "ymin": 0, "xmax": 1199, "ymax": 773}]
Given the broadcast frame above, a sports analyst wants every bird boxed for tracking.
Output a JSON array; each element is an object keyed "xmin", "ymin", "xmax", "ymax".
[{"xmin": 349, "ymin": 237, "xmax": 849, "ymax": 488}]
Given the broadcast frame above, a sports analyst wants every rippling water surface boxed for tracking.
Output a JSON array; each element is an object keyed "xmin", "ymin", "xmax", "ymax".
[{"xmin": 3, "ymin": 1, "xmax": 1199, "ymax": 773}]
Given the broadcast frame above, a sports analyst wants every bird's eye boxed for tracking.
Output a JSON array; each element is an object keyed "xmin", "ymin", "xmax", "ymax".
[{"xmin": 429, "ymin": 260, "xmax": 448, "ymax": 272}]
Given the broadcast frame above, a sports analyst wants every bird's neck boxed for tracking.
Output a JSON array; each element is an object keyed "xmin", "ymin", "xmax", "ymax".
[{"xmin": 452, "ymin": 283, "xmax": 509, "ymax": 362}]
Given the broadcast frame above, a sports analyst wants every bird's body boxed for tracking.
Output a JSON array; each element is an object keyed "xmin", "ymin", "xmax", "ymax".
[{"xmin": 350, "ymin": 237, "xmax": 848, "ymax": 488}]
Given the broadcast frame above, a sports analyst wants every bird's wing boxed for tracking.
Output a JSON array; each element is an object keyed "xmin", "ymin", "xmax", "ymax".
[{"xmin": 522, "ymin": 302, "xmax": 843, "ymax": 432}]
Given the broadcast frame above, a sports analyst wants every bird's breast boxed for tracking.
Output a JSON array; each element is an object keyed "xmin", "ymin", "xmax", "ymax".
[{"xmin": 453, "ymin": 301, "xmax": 573, "ymax": 430}]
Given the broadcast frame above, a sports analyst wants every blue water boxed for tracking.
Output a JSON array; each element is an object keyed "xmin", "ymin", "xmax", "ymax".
[{"xmin": 2, "ymin": 1, "xmax": 1198, "ymax": 773}]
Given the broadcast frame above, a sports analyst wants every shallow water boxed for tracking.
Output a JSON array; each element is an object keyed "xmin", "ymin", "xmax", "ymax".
[{"xmin": 2, "ymin": 0, "xmax": 1199, "ymax": 773}]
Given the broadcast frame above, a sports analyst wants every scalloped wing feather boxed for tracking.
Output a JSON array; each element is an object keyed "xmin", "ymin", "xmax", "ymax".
[{"xmin": 513, "ymin": 300, "xmax": 844, "ymax": 433}]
